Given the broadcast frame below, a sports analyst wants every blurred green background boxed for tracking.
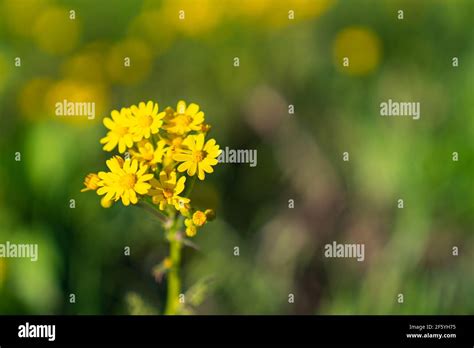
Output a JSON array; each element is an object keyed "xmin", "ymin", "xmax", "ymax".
[{"xmin": 0, "ymin": 0, "xmax": 473, "ymax": 314}]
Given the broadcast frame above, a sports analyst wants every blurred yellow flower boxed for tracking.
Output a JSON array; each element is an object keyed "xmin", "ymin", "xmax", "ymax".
[
  {"xmin": 130, "ymin": 101, "xmax": 164, "ymax": 141},
  {"xmin": 61, "ymin": 45, "xmax": 108, "ymax": 84},
  {"xmin": 97, "ymin": 157, "xmax": 154, "ymax": 206},
  {"xmin": 3, "ymin": 0, "xmax": 51, "ymax": 37},
  {"xmin": 45, "ymin": 78, "xmax": 109, "ymax": 126},
  {"xmin": 127, "ymin": 10, "xmax": 175, "ymax": 52},
  {"xmin": 164, "ymin": 101, "xmax": 205, "ymax": 135},
  {"xmin": 161, "ymin": 0, "xmax": 225, "ymax": 36},
  {"xmin": 18, "ymin": 77, "xmax": 54, "ymax": 120},
  {"xmin": 333, "ymin": 26, "xmax": 381, "ymax": 76},
  {"xmin": 100, "ymin": 108, "xmax": 134, "ymax": 153},
  {"xmin": 106, "ymin": 38, "xmax": 152, "ymax": 85},
  {"xmin": 174, "ymin": 133, "xmax": 221, "ymax": 180},
  {"xmin": 149, "ymin": 171, "xmax": 190, "ymax": 211},
  {"xmin": 33, "ymin": 6, "xmax": 80, "ymax": 55}
]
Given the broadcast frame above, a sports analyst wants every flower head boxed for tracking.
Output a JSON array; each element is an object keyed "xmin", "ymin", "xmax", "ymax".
[
  {"xmin": 164, "ymin": 100, "xmax": 204, "ymax": 135},
  {"xmin": 130, "ymin": 101, "xmax": 165, "ymax": 141},
  {"xmin": 149, "ymin": 170, "xmax": 190, "ymax": 211},
  {"xmin": 173, "ymin": 133, "xmax": 221, "ymax": 180},
  {"xmin": 100, "ymin": 107, "xmax": 134, "ymax": 153},
  {"xmin": 81, "ymin": 173, "xmax": 100, "ymax": 192},
  {"xmin": 130, "ymin": 139, "xmax": 167, "ymax": 168},
  {"xmin": 192, "ymin": 210, "xmax": 207, "ymax": 226},
  {"xmin": 97, "ymin": 156, "xmax": 154, "ymax": 206}
]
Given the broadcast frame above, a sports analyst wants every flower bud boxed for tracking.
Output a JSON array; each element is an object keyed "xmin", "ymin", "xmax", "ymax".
[{"xmin": 204, "ymin": 209, "xmax": 216, "ymax": 221}]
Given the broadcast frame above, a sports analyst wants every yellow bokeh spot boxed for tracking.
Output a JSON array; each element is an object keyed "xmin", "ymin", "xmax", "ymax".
[
  {"xmin": 333, "ymin": 26, "xmax": 381, "ymax": 76},
  {"xmin": 61, "ymin": 43, "xmax": 109, "ymax": 84},
  {"xmin": 18, "ymin": 77, "xmax": 54, "ymax": 120},
  {"xmin": 33, "ymin": 6, "xmax": 81, "ymax": 55},
  {"xmin": 127, "ymin": 10, "xmax": 175, "ymax": 52},
  {"xmin": 45, "ymin": 79, "xmax": 109, "ymax": 126},
  {"xmin": 161, "ymin": 0, "xmax": 225, "ymax": 36},
  {"xmin": 2, "ymin": 0, "xmax": 51, "ymax": 37},
  {"xmin": 230, "ymin": 0, "xmax": 335, "ymax": 28},
  {"xmin": 105, "ymin": 38, "xmax": 152, "ymax": 85}
]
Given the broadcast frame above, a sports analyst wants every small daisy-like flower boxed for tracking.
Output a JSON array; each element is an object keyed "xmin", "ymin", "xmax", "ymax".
[
  {"xmin": 130, "ymin": 101, "xmax": 165, "ymax": 141},
  {"xmin": 130, "ymin": 140, "xmax": 167, "ymax": 168},
  {"xmin": 149, "ymin": 170, "xmax": 190, "ymax": 211},
  {"xmin": 164, "ymin": 100, "xmax": 204, "ymax": 135},
  {"xmin": 97, "ymin": 156, "xmax": 154, "ymax": 206},
  {"xmin": 100, "ymin": 108, "xmax": 134, "ymax": 153},
  {"xmin": 173, "ymin": 133, "xmax": 221, "ymax": 180},
  {"xmin": 81, "ymin": 173, "xmax": 100, "ymax": 192}
]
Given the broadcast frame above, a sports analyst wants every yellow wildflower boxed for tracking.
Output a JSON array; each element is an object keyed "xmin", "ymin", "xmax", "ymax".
[
  {"xmin": 164, "ymin": 100, "xmax": 204, "ymax": 135},
  {"xmin": 149, "ymin": 170, "xmax": 190, "ymax": 211},
  {"xmin": 130, "ymin": 101, "xmax": 165, "ymax": 141},
  {"xmin": 100, "ymin": 107, "xmax": 134, "ymax": 153},
  {"xmin": 97, "ymin": 156, "xmax": 153, "ymax": 206},
  {"xmin": 173, "ymin": 133, "xmax": 221, "ymax": 180},
  {"xmin": 81, "ymin": 173, "xmax": 100, "ymax": 192},
  {"xmin": 130, "ymin": 139, "xmax": 167, "ymax": 168}
]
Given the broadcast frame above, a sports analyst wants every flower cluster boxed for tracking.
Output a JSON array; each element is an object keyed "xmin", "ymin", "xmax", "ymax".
[{"xmin": 82, "ymin": 100, "xmax": 221, "ymax": 237}]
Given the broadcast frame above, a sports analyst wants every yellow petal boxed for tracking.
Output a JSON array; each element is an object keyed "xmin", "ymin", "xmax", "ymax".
[
  {"xmin": 130, "ymin": 159, "xmax": 138, "ymax": 173},
  {"xmin": 129, "ymin": 189, "xmax": 138, "ymax": 204},
  {"xmin": 198, "ymin": 167, "xmax": 205, "ymax": 180},
  {"xmin": 103, "ymin": 117, "xmax": 115, "ymax": 130},
  {"xmin": 177, "ymin": 161, "xmax": 191, "ymax": 172},
  {"xmin": 173, "ymin": 153, "xmax": 192, "ymax": 162},
  {"xmin": 195, "ymin": 133, "xmax": 205, "ymax": 150},
  {"xmin": 186, "ymin": 103, "xmax": 199, "ymax": 115},
  {"xmin": 188, "ymin": 162, "xmax": 197, "ymax": 176},
  {"xmin": 175, "ymin": 176, "xmax": 186, "ymax": 195},
  {"xmin": 176, "ymin": 100, "xmax": 187, "ymax": 114}
]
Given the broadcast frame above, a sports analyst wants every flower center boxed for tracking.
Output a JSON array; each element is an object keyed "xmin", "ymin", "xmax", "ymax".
[
  {"xmin": 138, "ymin": 114, "xmax": 154, "ymax": 128},
  {"xmin": 163, "ymin": 189, "xmax": 174, "ymax": 199},
  {"xmin": 115, "ymin": 125, "xmax": 128, "ymax": 136},
  {"xmin": 119, "ymin": 173, "xmax": 136, "ymax": 189},
  {"xmin": 174, "ymin": 114, "xmax": 193, "ymax": 128},
  {"xmin": 193, "ymin": 150, "xmax": 207, "ymax": 162}
]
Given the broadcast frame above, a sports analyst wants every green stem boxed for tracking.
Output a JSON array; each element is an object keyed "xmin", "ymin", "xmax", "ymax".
[
  {"xmin": 164, "ymin": 223, "xmax": 182, "ymax": 315},
  {"xmin": 183, "ymin": 175, "xmax": 196, "ymax": 198},
  {"xmin": 137, "ymin": 201, "xmax": 167, "ymax": 223}
]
